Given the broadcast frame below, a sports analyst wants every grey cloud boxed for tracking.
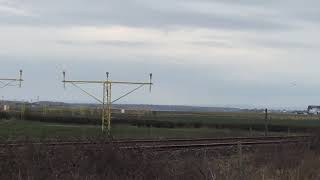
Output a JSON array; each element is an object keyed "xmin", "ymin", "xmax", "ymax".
[
  {"xmin": 2, "ymin": 1, "xmax": 320, "ymax": 109},
  {"xmin": 208, "ymin": 0, "xmax": 320, "ymax": 26},
  {"xmin": 56, "ymin": 40, "xmax": 153, "ymax": 47},
  {"xmin": 253, "ymin": 39, "xmax": 316, "ymax": 49},
  {"xmin": 190, "ymin": 40, "xmax": 233, "ymax": 48},
  {"xmin": 215, "ymin": 0, "xmax": 320, "ymax": 24},
  {"xmin": 189, "ymin": 38, "xmax": 314, "ymax": 50},
  {"xmin": 0, "ymin": 0, "xmax": 291, "ymax": 31}
]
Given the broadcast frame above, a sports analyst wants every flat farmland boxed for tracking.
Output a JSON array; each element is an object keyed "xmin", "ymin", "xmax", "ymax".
[
  {"xmin": 7, "ymin": 106, "xmax": 320, "ymax": 126},
  {"xmin": 0, "ymin": 119, "xmax": 286, "ymax": 141},
  {"xmin": 147, "ymin": 111, "xmax": 320, "ymax": 126},
  {"xmin": 2, "ymin": 106, "xmax": 320, "ymax": 138}
]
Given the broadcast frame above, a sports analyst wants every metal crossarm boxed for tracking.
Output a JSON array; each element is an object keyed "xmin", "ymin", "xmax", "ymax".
[
  {"xmin": 62, "ymin": 71, "xmax": 153, "ymax": 135},
  {"xmin": 63, "ymin": 80, "xmax": 152, "ymax": 85},
  {"xmin": 0, "ymin": 70, "xmax": 23, "ymax": 88}
]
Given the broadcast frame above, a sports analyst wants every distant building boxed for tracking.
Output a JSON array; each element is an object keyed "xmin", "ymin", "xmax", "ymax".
[
  {"xmin": 0, "ymin": 105, "xmax": 10, "ymax": 112},
  {"xmin": 294, "ymin": 111, "xmax": 308, "ymax": 115},
  {"xmin": 308, "ymin": 106, "xmax": 320, "ymax": 115}
]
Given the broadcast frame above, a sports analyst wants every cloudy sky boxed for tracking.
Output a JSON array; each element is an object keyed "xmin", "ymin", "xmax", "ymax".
[{"xmin": 1, "ymin": 0, "xmax": 320, "ymax": 109}]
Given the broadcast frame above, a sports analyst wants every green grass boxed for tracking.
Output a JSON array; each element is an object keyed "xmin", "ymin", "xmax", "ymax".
[
  {"xmin": 111, "ymin": 124, "xmax": 272, "ymax": 139},
  {"xmin": 4, "ymin": 107, "xmax": 320, "ymax": 140},
  {"xmin": 0, "ymin": 119, "xmax": 284, "ymax": 141},
  {"xmin": 0, "ymin": 120, "xmax": 102, "ymax": 141},
  {"xmin": 141, "ymin": 111, "xmax": 320, "ymax": 128}
]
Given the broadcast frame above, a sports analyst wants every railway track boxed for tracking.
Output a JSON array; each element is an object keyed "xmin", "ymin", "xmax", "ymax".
[
  {"xmin": 113, "ymin": 135, "xmax": 310, "ymax": 144},
  {"xmin": 0, "ymin": 135, "xmax": 312, "ymax": 151}
]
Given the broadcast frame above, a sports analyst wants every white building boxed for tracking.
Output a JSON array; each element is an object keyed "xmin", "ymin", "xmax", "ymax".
[
  {"xmin": 0, "ymin": 105, "xmax": 10, "ymax": 112},
  {"xmin": 308, "ymin": 106, "xmax": 320, "ymax": 115}
]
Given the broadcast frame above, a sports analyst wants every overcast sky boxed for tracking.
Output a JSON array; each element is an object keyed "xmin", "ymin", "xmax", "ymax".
[{"xmin": 1, "ymin": 0, "xmax": 320, "ymax": 109}]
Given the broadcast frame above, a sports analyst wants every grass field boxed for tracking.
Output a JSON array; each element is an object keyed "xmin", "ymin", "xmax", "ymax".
[
  {"xmin": 146, "ymin": 111, "xmax": 320, "ymax": 126},
  {"xmin": 1, "ymin": 106, "xmax": 320, "ymax": 140},
  {"xmin": 0, "ymin": 119, "xmax": 285, "ymax": 141},
  {"xmin": 5, "ymin": 107, "xmax": 320, "ymax": 130},
  {"xmin": 18, "ymin": 107, "xmax": 320, "ymax": 127}
]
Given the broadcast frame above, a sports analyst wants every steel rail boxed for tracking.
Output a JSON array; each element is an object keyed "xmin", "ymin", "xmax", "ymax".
[
  {"xmin": 0, "ymin": 140, "xmax": 307, "ymax": 153},
  {"xmin": 112, "ymin": 135, "xmax": 310, "ymax": 144},
  {"xmin": 0, "ymin": 135, "xmax": 309, "ymax": 145},
  {"xmin": 0, "ymin": 135, "xmax": 311, "ymax": 148},
  {"xmin": 120, "ymin": 140, "xmax": 305, "ymax": 150}
]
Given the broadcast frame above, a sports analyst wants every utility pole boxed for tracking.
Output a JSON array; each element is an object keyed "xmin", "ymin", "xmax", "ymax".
[
  {"xmin": 21, "ymin": 99, "xmax": 26, "ymax": 120},
  {"xmin": 62, "ymin": 71, "xmax": 153, "ymax": 135},
  {"xmin": 264, "ymin": 108, "xmax": 268, "ymax": 136},
  {"xmin": 0, "ymin": 96, "xmax": 3, "ymax": 107}
]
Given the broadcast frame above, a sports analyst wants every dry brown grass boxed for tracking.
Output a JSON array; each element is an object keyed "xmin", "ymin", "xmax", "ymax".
[{"xmin": 0, "ymin": 141, "xmax": 320, "ymax": 180}]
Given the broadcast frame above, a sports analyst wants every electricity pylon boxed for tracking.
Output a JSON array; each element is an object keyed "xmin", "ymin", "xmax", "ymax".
[
  {"xmin": 0, "ymin": 70, "xmax": 23, "ymax": 88},
  {"xmin": 62, "ymin": 71, "xmax": 153, "ymax": 135}
]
